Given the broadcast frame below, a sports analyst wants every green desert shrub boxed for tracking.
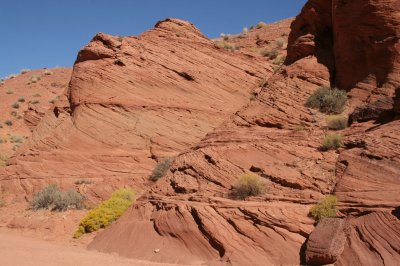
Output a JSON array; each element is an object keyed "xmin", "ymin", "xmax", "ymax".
[
  {"xmin": 310, "ymin": 195, "xmax": 338, "ymax": 223},
  {"xmin": 10, "ymin": 135, "xmax": 24, "ymax": 144},
  {"xmin": 0, "ymin": 154, "xmax": 9, "ymax": 167},
  {"xmin": 273, "ymin": 56, "xmax": 286, "ymax": 66},
  {"xmin": 20, "ymin": 69, "xmax": 30, "ymax": 74},
  {"xmin": 4, "ymin": 120, "xmax": 12, "ymax": 126},
  {"xmin": 249, "ymin": 91, "xmax": 257, "ymax": 101},
  {"xmin": 256, "ymin": 22, "xmax": 267, "ymax": 28},
  {"xmin": 44, "ymin": 70, "xmax": 53, "ymax": 75},
  {"xmin": 233, "ymin": 172, "xmax": 265, "ymax": 200},
  {"xmin": 74, "ymin": 188, "xmax": 135, "ymax": 238},
  {"xmin": 326, "ymin": 115, "xmax": 348, "ymax": 130},
  {"xmin": 306, "ymin": 86, "xmax": 347, "ymax": 114},
  {"xmin": 31, "ymin": 184, "xmax": 84, "ymax": 211},
  {"xmin": 216, "ymin": 41, "xmax": 238, "ymax": 52},
  {"xmin": 149, "ymin": 157, "xmax": 174, "ymax": 181},
  {"xmin": 275, "ymin": 38, "xmax": 285, "ymax": 48},
  {"xmin": 29, "ymin": 75, "xmax": 41, "ymax": 83},
  {"xmin": 18, "ymin": 97, "xmax": 25, "ymax": 103},
  {"xmin": 30, "ymin": 100, "xmax": 40, "ymax": 104},
  {"xmin": 322, "ymin": 134, "xmax": 343, "ymax": 151},
  {"xmin": 261, "ymin": 49, "xmax": 279, "ymax": 60},
  {"xmin": 11, "ymin": 102, "xmax": 20, "ymax": 109}
]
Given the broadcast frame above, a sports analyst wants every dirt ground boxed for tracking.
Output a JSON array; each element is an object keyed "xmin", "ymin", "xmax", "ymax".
[{"xmin": 0, "ymin": 231, "xmax": 187, "ymax": 266}]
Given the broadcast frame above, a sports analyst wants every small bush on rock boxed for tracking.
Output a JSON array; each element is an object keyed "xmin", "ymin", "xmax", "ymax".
[
  {"xmin": 256, "ymin": 22, "xmax": 267, "ymax": 28},
  {"xmin": 261, "ymin": 49, "xmax": 278, "ymax": 59},
  {"xmin": 0, "ymin": 155, "xmax": 9, "ymax": 167},
  {"xmin": 29, "ymin": 75, "xmax": 41, "ymax": 83},
  {"xmin": 31, "ymin": 184, "xmax": 84, "ymax": 211},
  {"xmin": 322, "ymin": 134, "xmax": 343, "ymax": 151},
  {"xmin": 306, "ymin": 86, "xmax": 347, "ymax": 114},
  {"xmin": 149, "ymin": 157, "xmax": 175, "ymax": 181},
  {"xmin": 326, "ymin": 115, "xmax": 348, "ymax": 130},
  {"xmin": 74, "ymin": 188, "xmax": 135, "ymax": 238},
  {"xmin": 20, "ymin": 69, "xmax": 30, "ymax": 74},
  {"xmin": 310, "ymin": 195, "xmax": 338, "ymax": 223},
  {"xmin": 233, "ymin": 172, "xmax": 265, "ymax": 200}
]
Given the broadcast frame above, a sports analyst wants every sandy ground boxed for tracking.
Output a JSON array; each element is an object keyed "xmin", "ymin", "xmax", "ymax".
[{"xmin": 0, "ymin": 232, "xmax": 182, "ymax": 266}]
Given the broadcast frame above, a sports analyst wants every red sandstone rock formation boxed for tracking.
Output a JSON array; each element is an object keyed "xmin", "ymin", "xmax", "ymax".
[
  {"xmin": 0, "ymin": 68, "xmax": 71, "ymax": 158},
  {"xmin": 0, "ymin": 19, "xmax": 271, "ymax": 202},
  {"xmin": 89, "ymin": 1, "xmax": 400, "ymax": 265}
]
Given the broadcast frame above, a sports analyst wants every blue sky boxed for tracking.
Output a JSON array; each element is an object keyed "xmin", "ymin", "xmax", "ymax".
[{"xmin": 0, "ymin": 0, "xmax": 306, "ymax": 78}]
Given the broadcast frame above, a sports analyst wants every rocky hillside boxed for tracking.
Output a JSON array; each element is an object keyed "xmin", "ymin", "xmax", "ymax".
[
  {"xmin": 89, "ymin": 1, "xmax": 400, "ymax": 265},
  {"xmin": 0, "ymin": 19, "xmax": 272, "ymax": 202},
  {"xmin": 0, "ymin": 68, "xmax": 71, "ymax": 161}
]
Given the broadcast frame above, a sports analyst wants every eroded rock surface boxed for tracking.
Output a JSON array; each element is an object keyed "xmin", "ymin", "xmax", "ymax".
[
  {"xmin": 0, "ymin": 19, "xmax": 271, "ymax": 202},
  {"xmin": 90, "ymin": 1, "xmax": 400, "ymax": 265},
  {"xmin": 305, "ymin": 218, "xmax": 347, "ymax": 265}
]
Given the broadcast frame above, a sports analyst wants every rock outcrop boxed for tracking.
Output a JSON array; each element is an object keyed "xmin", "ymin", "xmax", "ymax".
[
  {"xmin": 0, "ymin": 19, "xmax": 271, "ymax": 201},
  {"xmin": 0, "ymin": 68, "xmax": 71, "ymax": 158},
  {"xmin": 89, "ymin": 1, "xmax": 400, "ymax": 265},
  {"xmin": 305, "ymin": 218, "xmax": 347, "ymax": 265}
]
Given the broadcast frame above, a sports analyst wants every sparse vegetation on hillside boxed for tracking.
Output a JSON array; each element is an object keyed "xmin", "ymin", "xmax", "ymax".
[
  {"xmin": 18, "ymin": 97, "xmax": 26, "ymax": 103},
  {"xmin": 74, "ymin": 188, "xmax": 135, "ymax": 238},
  {"xmin": 259, "ymin": 78, "xmax": 267, "ymax": 88},
  {"xmin": 275, "ymin": 38, "xmax": 285, "ymax": 48},
  {"xmin": 326, "ymin": 115, "xmax": 348, "ymax": 130},
  {"xmin": 44, "ymin": 70, "xmax": 53, "ymax": 75},
  {"xmin": 273, "ymin": 56, "xmax": 286, "ymax": 66},
  {"xmin": 233, "ymin": 172, "xmax": 265, "ymax": 200},
  {"xmin": 4, "ymin": 120, "xmax": 12, "ymax": 126},
  {"xmin": 310, "ymin": 195, "xmax": 338, "ymax": 223},
  {"xmin": 31, "ymin": 184, "xmax": 84, "ymax": 211},
  {"xmin": 256, "ymin": 22, "xmax": 267, "ymax": 29},
  {"xmin": 6, "ymin": 88, "xmax": 14, "ymax": 94},
  {"xmin": 0, "ymin": 154, "xmax": 9, "ymax": 167},
  {"xmin": 306, "ymin": 86, "xmax": 347, "ymax": 114},
  {"xmin": 20, "ymin": 69, "xmax": 30, "ymax": 74},
  {"xmin": 10, "ymin": 135, "xmax": 24, "ymax": 144},
  {"xmin": 249, "ymin": 91, "xmax": 257, "ymax": 101},
  {"xmin": 11, "ymin": 102, "xmax": 20, "ymax": 109},
  {"xmin": 216, "ymin": 41, "xmax": 238, "ymax": 52},
  {"xmin": 322, "ymin": 134, "xmax": 343, "ymax": 151},
  {"xmin": 149, "ymin": 157, "xmax": 175, "ymax": 181},
  {"xmin": 261, "ymin": 49, "xmax": 279, "ymax": 60},
  {"xmin": 29, "ymin": 75, "xmax": 41, "ymax": 83}
]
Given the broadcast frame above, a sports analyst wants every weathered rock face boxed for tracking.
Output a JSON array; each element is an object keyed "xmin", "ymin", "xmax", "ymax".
[
  {"xmin": 305, "ymin": 218, "xmax": 347, "ymax": 265},
  {"xmin": 337, "ymin": 212, "xmax": 400, "ymax": 266},
  {"xmin": 289, "ymin": 0, "xmax": 400, "ymax": 119},
  {"xmin": 287, "ymin": 0, "xmax": 334, "ymax": 71},
  {"xmin": 90, "ymin": 1, "xmax": 400, "ymax": 266},
  {"xmin": 333, "ymin": 0, "xmax": 400, "ymax": 92},
  {"xmin": 0, "ymin": 19, "xmax": 271, "ymax": 201}
]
